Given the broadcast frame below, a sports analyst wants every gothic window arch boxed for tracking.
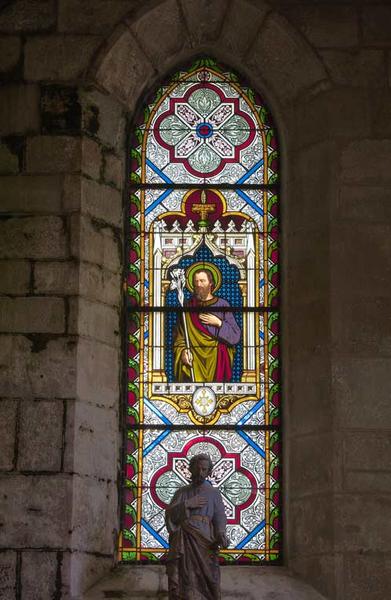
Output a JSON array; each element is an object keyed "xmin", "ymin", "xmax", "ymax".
[{"xmin": 120, "ymin": 58, "xmax": 281, "ymax": 565}]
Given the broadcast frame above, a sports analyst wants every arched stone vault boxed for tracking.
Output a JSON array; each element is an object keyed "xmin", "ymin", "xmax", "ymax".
[{"xmin": 89, "ymin": 0, "xmax": 329, "ymax": 115}]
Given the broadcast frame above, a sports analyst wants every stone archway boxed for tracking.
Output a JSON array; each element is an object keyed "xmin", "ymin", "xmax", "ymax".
[{"xmin": 74, "ymin": 2, "xmax": 334, "ymax": 598}]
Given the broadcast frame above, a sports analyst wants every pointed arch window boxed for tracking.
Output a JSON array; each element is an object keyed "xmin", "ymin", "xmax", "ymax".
[{"xmin": 120, "ymin": 58, "xmax": 281, "ymax": 564}]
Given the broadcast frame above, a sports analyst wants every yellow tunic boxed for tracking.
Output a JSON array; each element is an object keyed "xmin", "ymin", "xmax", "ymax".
[{"xmin": 173, "ymin": 298, "xmax": 235, "ymax": 383}]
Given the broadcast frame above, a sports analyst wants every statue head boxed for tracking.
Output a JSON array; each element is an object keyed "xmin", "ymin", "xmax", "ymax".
[{"xmin": 189, "ymin": 453, "xmax": 213, "ymax": 485}]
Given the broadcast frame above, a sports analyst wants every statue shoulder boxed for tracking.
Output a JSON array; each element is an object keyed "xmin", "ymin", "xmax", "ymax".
[{"xmin": 167, "ymin": 485, "xmax": 189, "ymax": 509}]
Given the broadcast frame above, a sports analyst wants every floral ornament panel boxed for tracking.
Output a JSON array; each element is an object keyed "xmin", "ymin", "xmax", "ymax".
[
  {"xmin": 129, "ymin": 59, "xmax": 278, "ymax": 186},
  {"xmin": 120, "ymin": 428, "xmax": 281, "ymax": 563},
  {"xmin": 153, "ymin": 84, "xmax": 257, "ymax": 178}
]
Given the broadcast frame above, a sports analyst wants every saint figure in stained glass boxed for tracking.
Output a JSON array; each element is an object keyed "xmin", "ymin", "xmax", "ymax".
[{"xmin": 172, "ymin": 266, "xmax": 241, "ymax": 383}]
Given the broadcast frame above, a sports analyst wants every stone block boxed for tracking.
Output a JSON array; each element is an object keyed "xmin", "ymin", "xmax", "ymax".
[
  {"xmin": 80, "ymin": 88, "xmax": 125, "ymax": 150},
  {"xmin": 61, "ymin": 551, "xmax": 114, "ymax": 599},
  {"xmin": 0, "ymin": 84, "xmax": 40, "ymax": 136},
  {"xmin": 0, "ymin": 335, "xmax": 33, "ymax": 398},
  {"xmin": 320, "ymin": 49, "xmax": 386, "ymax": 87},
  {"xmin": 0, "ymin": 36, "xmax": 22, "ymax": 74},
  {"xmin": 0, "ymin": 399, "xmax": 17, "ymax": 470},
  {"xmin": 0, "ymin": 474, "xmax": 72, "ymax": 547},
  {"xmin": 82, "ymin": 137, "xmax": 102, "ymax": 181},
  {"xmin": 223, "ymin": 566, "xmax": 331, "ymax": 600},
  {"xmin": 130, "ymin": 0, "xmax": 186, "ymax": 69},
  {"xmin": 94, "ymin": 28, "xmax": 153, "ymax": 108},
  {"xmin": 287, "ymin": 228, "xmax": 329, "ymax": 304},
  {"xmin": 71, "ymin": 475, "xmax": 117, "ymax": 553},
  {"xmin": 79, "ymin": 262, "xmax": 121, "ymax": 307},
  {"xmin": 21, "ymin": 551, "xmax": 58, "ymax": 600},
  {"xmin": 363, "ymin": 6, "xmax": 391, "ymax": 46},
  {"xmin": 25, "ymin": 35, "xmax": 101, "ymax": 81},
  {"xmin": 282, "ymin": 4, "xmax": 358, "ymax": 48},
  {"xmin": 345, "ymin": 471, "xmax": 391, "ymax": 495},
  {"xmin": 290, "ymin": 433, "xmax": 333, "ymax": 498},
  {"xmin": 331, "ymin": 223, "xmax": 391, "ymax": 297},
  {"xmin": 333, "ymin": 358, "xmax": 391, "ymax": 429},
  {"xmin": 290, "ymin": 494, "xmax": 334, "ymax": 555},
  {"xmin": 341, "ymin": 139, "xmax": 391, "ymax": 184},
  {"xmin": 83, "ymin": 565, "xmax": 330, "ymax": 600},
  {"xmin": 34, "ymin": 261, "xmax": 78, "ymax": 295},
  {"xmin": 248, "ymin": 13, "xmax": 327, "ymax": 104},
  {"xmin": 0, "ymin": 175, "xmax": 63, "ymax": 214},
  {"xmin": 289, "ymin": 554, "xmax": 337, "ymax": 600},
  {"xmin": 103, "ymin": 152, "xmax": 123, "ymax": 189},
  {"xmin": 0, "ymin": 297, "xmax": 65, "ymax": 334},
  {"xmin": 30, "ymin": 337, "xmax": 77, "ymax": 399},
  {"xmin": 344, "ymin": 430, "xmax": 391, "ymax": 477},
  {"xmin": 181, "ymin": 0, "xmax": 229, "ymax": 46},
  {"xmin": 288, "ymin": 355, "xmax": 333, "ymax": 436},
  {"xmin": 77, "ymin": 178, "xmax": 122, "ymax": 227},
  {"xmin": 335, "ymin": 494, "xmax": 391, "ymax": 552},
  {"xmin": 0, "ymin": 1, "xmax": 56, "ymax": 33},
  {"xmin": 0, "ymin": 140, "xmax": 20, "ymax": 174},
  {"xmin": 0, "ymin": 335, "xmax": 77, "ymax": 399},
  {"xmin": 76, "ymin": 338, "xmax": 119, "ymax": 408},
  {"xmin": 372, "ymin": 89, "xmax": 391, "ymax": 138},
  {"xmin": 220, "ymin": 0, "xmax": 268, "ymax": 56},
  {"xmin": 58, "ymin": 0, "xmax": 132, "ymax": 34},
  {"xmin": 288, "ymin": 298, "xmax": 330, "ymax": 358},
  {"xmin": 336, "ymin": 185, "xmax": 391, "ymax": 223},
  {"xmin": 61, "ymin": 174, "xmax": 81, "ymax": 212},
  {"xmin": 70, "ymin": 215, "xmax": 121, "ymax": 273},
  {"xmin": 64, "ymin": 401, "xmax": 118, "ymax": 479},
  {"xmin": 41, "ymin": 85, "xmax": 81, "ymax": 135},
  {"xmin": 18, "ymin": 400, "xmax": 64, "ymax": 472},
  {"xmin": 68, "ymin": 297, "xmax": 119, "ymax": 347},
  {"xmin": 0, "ymin": 260, "xmax": 30, "ymax": 294},
  {"xmin": 26, "ymin": 136, "xmax": 81, "ymax": 174},
  {"xmin": 0, "ymin": 551, "xmax": 16, "ymax": 599},
  {"xmin": 343, "ymin": 553, "xmax": 391, "ymax": 600},
  {"xmin": 0, "ymin": 216, "xmax": 68, "ymax": 260},
  {"xmin": 288, "ymin": 141, "xmax": 337, "ymax": 232},
  {"xmin": 66, "ymin": 172, "xmax": 126, "ymax": 221},
  {"xmin": 286, "ymin": 89, "xmax": 371, "ymax": 149},
  {"xmin": 332, "ymin": 296, "xmax": 391, "ymax": 357},
  {"xmin": 83, "ymin": 565, "xmax": 164, "ymax": 599}
]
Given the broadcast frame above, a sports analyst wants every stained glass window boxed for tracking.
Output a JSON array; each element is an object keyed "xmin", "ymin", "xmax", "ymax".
[{"xmin": 120, "ymin": 58, "xmax": 281, "ymax": 564}]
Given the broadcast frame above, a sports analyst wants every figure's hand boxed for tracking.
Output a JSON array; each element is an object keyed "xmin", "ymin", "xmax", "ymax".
[
  {"xmin": 185, "ymin": 494, "xmax": 207, "ymax": 509},
  {"xmin": 181, "ymin": 349, "xmax": 193, "ymax": 366},
  {"xmin": 215, "ymin": 532, "xmax": 228, "ymax": 548},
  {"xmin": 199, "ymin": 313, "xmax": 222, "ymax": 328}
]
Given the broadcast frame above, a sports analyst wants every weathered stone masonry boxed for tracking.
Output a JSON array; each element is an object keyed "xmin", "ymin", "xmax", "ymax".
[{"xmin": 1, "ymin": 1, "xmax": 391, "ymax": 599}]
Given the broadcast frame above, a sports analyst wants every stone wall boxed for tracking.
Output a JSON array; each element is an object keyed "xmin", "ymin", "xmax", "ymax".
[{"xmin": 0, "ymin": 1, "xmax": 390, "ymax": 599}]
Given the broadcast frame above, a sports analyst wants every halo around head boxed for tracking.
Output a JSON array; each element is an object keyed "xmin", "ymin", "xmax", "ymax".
[{"xmin": 186, "ymin": 262, "xmax": 222, "ymax": 293}]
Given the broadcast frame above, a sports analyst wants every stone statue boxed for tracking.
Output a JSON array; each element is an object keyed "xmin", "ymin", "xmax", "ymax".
[{"xmin": 165, "ymin": 453, "xmax": 228, "ymax": 599}]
